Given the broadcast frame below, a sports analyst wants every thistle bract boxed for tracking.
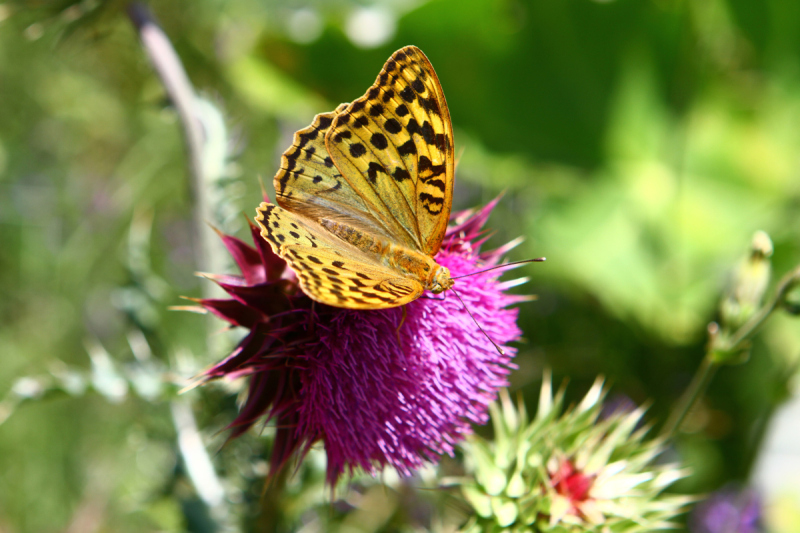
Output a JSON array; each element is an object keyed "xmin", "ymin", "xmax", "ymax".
[{"xmin": 458, "ymin": 377, "xmax": 691, "ymax": 532}]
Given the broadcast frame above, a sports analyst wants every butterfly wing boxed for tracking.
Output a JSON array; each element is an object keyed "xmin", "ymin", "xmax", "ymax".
[
  {"xmin": 325, "ymin": 46, "xmax": 455, "ymax": 256},
  {"xmin": 255, "ymin": 202, "xmax": 423, "ymax": 309},
  {"xmin": 283, "ymin": 246, "xmax": 424, "ymax": 309},
  {"xmin": 273, "ymin": 105, "xmax": 418, "ymax": 248}
]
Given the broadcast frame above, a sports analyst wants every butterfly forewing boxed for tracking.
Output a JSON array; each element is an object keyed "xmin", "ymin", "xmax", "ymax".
[
  {"xmin": 273, "ymin": 105, "xmax": 410, "ymax": 244},
  {"xmin": 255, "ymin": 203, "xmax": 423, "ymax": 309},
  {"xmin": 326, "ymin": 46, "xmax": 454, "ymax": 256}
]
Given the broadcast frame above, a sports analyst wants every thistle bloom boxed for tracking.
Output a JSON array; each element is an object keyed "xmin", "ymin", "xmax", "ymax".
[
  {"xmin": 690, "ymin": 487, "xmax": 762, "ymax": 533},
  {"xmin": 195, "ymin": 199, "xmax": 526, "ymax": 483},
  {"xmin": 458, "ymin": 377, "xmax": 690, "ymax": 532}
]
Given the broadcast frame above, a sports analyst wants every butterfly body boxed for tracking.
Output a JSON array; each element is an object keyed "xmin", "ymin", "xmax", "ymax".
[
  {"xmin": 318, "ymin": 217, "xmax": 454, "ymax": 294},
  {"xmin": 255, "ymin": 46, "xmax": 455, "ymax": 310}
]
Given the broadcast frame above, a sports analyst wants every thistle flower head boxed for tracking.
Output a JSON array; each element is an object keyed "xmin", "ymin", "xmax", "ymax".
[
  {"xmin": 458, "ymin": 376, "xmax": 691, "ymax": 532},
  {"xmin": 194, "ymin": 199, "xmax": 526, "ymax": 484},
  {"xmin": 690, "ymin": 486, "xmax": 762, "ymax": 533}
]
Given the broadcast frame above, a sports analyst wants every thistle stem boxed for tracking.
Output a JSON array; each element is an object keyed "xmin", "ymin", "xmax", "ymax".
[
  {"xmin": 721, "ymin": 264, "xmax": 800, "ymax": 354},
  {"xmin": 661, "ymin": 263, "xmax": 800, "ymax": 439},
  {"xmin": 660, "ymin": 353, "xmax": 718, "ymax": 439},
  {"xmin": 127, "ymin": 3, "xmax": 220, "ymax": 291},
  {"xmin": 128, "ymin": 5, "xmax": 233, "ymax": 529}
]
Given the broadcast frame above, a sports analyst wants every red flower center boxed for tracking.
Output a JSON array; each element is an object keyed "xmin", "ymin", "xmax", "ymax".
[{"xmin": 552, "ymin": 460, "xmax": 594, "ymax": 504}]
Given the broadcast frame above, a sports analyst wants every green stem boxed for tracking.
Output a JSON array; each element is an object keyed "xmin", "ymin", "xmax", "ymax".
[
  {"xmin": 661, "ymin": 263, "xmax": 800, "ymax": 440},
  {"xmin": 660, "ymin": 354, "xmax": 718, "ymax": 440},
  {"xmin": 127, "ymin": 3, "xmax": 224, "ymax": 294},
  {"xmin": 721, "ymin": 264, "xmax": 800, "ymax": 354}
]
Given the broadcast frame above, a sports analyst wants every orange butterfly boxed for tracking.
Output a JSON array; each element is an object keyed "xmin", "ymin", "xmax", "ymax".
[{"xmin": 255, "ymin": 46, "xmax": 456, "ymax": 310}]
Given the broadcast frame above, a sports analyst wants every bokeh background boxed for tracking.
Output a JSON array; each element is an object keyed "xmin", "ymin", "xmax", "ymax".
[{"xmin": 2, "ymin": 0, "xmax": 800, "ymax": 531}]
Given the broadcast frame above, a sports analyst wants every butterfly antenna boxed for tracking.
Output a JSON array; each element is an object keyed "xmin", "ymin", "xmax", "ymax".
[
  {"xmin": 451, "ymin": 287, "xmax": 505, "ymax": 355},
  {"xmin": 454, "ymin": 145, "xmax": 467, "ymax": 170},
  {"xmin": 451, "ymin": 258, "xmax": 546, "ymax": 280}
]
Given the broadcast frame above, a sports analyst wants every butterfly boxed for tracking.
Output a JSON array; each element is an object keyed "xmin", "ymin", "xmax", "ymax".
[{"xmin": 254, "ymin": 46, "xmax": 455, "ymax": 310}]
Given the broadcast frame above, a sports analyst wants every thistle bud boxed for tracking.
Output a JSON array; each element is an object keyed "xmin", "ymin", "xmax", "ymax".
[
  {"xmin": 458, "ymin": 377, "xmax": 690, "ymax": 532},
  {"xmin": 720, "ymin": 231, "xmax": 773, "ymax": 329}
]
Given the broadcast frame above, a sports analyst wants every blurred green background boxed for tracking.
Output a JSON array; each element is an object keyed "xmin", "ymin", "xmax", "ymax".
[{"xmin": 2, "ymin": 0, "xmax": 800, "ymax": 531}]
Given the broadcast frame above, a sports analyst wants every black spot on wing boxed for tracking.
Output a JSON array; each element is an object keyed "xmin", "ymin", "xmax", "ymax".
[
  {"xmin": 349, "ymin": 142, "xmax": 367, "ymax": 158},
  {"xmin": 369, "ymin": 103, "xmax": 384, "ymax": 116},
  {"xmin": 420, "ymin": 96, "xmax": 440, "ymax": 115},
  {"xmin": 398, "ymin": 140, "xmax": 417, "ymax": 156},
  {"xmin": 396, "ymin": 104, "xmax": 409, "ymax": 117},
  {"xmin": 397, "ymin": 139, "xmax": 417, "ymax": 155},
  {"xmin": 412, "ymin": 77, "xmax": 425, "ymax": 93},
  {"xmin": 384, "ymin": 118, "xmax": 402, "ymax": 134},
  {"xmin": 382, "ymin": 89, "xmax": 394, "ymax": 102},
  {"xmin": 419, "ymin": 192, "xmax": 444, "ymax": 214},
  {"xmin": 370, "ymin": 133, "xmax": 388, "ymax": 150},
  {"xmin": 405, "ymin": 119, "xmax": 435, "ymax": 145},
  {"xmin": 434, "ymin": 133, "xmax": 448, "ymax": 151},
  {"xmin": 366, "ymin": 162, "xmax": 386, "ymax": 183},
  {"xmin": 297, "ymin": 129, "xmax": 317, "ymax": 147},
  {"xmin": 333, "ymin": 131, "xmax": 352, "ymax": 143},
  {"xmin": 428, "ymin": 179, "xmax": 446, "ymax": 192},
  {"xmin": 400, "ymin": 86, "xmax": 415, "ymax": 102},
  {"xmin": 351, "ymin": 100, "xmax": 366, "ymax": 113},
  {"xmin": 420, "ymin": 121, "xmax": 435, "ymax": 144},
  {"xmin": 392, "ymin": 167, "xmax": 410, "ymax": 182}
]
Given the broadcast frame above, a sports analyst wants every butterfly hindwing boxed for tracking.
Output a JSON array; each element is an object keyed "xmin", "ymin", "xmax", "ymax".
[
  {"xmin": 255, "ymin": 202, "xmax": 423, "ymax": 309},
  {"xmin": 325, "ymin": 46, "xmax": 454, "ymax": 256},
  {"xmin": 283, "ymin": 246, "xmax": 424, "ymax": 309}
]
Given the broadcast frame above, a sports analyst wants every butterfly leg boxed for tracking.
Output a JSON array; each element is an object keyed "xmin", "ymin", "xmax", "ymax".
[{"xmin": 395, "ymin": 305, "xmax": 407, "ymax": 346}]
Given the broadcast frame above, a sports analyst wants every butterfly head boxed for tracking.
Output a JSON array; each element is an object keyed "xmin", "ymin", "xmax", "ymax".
[{"xmin": 428, "ymin": 265, "xmax": 454, "ymax": 294}]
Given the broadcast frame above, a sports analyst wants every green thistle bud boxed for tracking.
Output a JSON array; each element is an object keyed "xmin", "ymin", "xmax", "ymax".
[
  {"xmin": 457, "ymin": 376, "xmax": 691, "ymax": 532},
  {"xmin": 720, "ymin": 231, "xmax": 773, "ymax": 329}
]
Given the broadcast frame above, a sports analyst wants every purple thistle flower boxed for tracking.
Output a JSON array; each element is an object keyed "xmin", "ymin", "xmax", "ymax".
[
  {"xmin": 690, "ymin": 486, "xmax": 763, "ymax": 533},
  {"xmin": 195, "ymin": 198, "xmax": 527, "ymax": 484}
]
